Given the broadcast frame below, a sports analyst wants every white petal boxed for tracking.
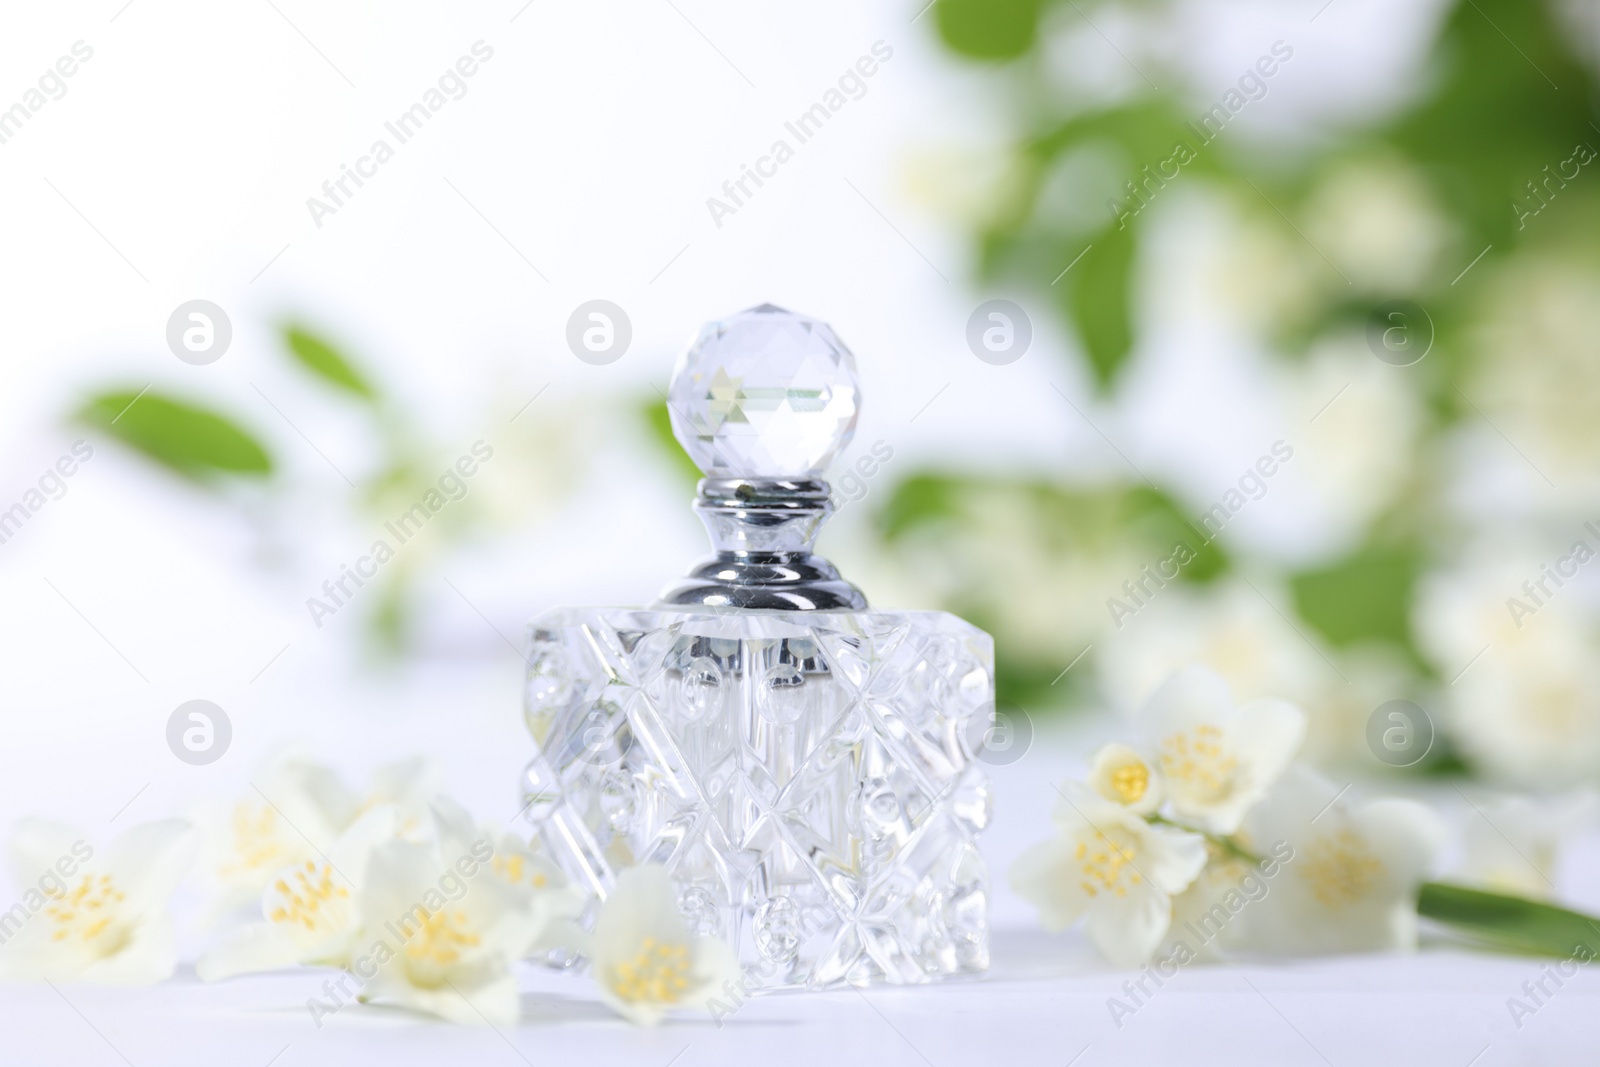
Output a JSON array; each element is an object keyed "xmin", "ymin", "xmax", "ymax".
[
  {"xmin": 196, "ymin": 923, "xmax": 305, "ymax": 981},
  {"xmin": 591, "ymin": 865, "xmax": 691, "ymax": 966},
  {"xmin": 329, "ymin": 805, "xmax": 400, "ymax": 887},
  {"xmin": 8, "ymin": 820, "xmax": 89, "ymax": 888},
  {"xmin": 1137, "ymin": 666, "xmax": 1235, "ymax": 739},
  {"xmin": 1140, "ymin": 823, "xmax": 1209, "ymax": 896},
  {"xmin": 1085, "ymin": 882, "xmax": 1173, "ymax": 967},
  {"xmin": 367, "ymin": 968, "xmax": 520, "ymax": 1026},
  {"xmin": 104, "ymin": 820, "xmax": 199, "ymax": 907},
  {"xmin": 1355, "ymin": 799, "xmax": 1446, "ymax": 887},
  {"xmin": 1009, "ymin": 837, "xmax": 1094, "ymax": 931}
]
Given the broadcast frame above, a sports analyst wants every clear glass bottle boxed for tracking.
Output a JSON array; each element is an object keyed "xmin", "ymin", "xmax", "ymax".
[{"xmin": 520, "ymin": 305, "xmax": 993, "ymax": 989}]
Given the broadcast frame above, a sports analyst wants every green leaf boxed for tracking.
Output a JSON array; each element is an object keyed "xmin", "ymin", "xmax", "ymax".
[
  {"xmin": 875, "ymin": 473, "xmax": 965, "ymax": 542},
  {"xmin": 283, "ymin": 324, "xmax": 376, "ymax": 400},
  {"xmin": 935, "ymin": 0, "xmax": 1044, "ymax": 61},
  {"xmin": 1063, "ymin": 222, "xmax": 1137, "ymax": 392},
  {"xmin": 1289, "ymin": 544, "xmax": 1420, "ymax": 658},
  {"xmin": 76, "ymin": 390, "xmax": 273, "ymax": 480},
  {"xmin": 640, "ymin": 396, "xmax": 703, "ymax": 486},
  {"xmin": 1419, "ymin": 882, "xmax": 1600, "ymax": 958}
]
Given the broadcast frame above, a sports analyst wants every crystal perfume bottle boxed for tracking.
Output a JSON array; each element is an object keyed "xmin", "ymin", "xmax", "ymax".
[{"xmin": 520, "ymin": 305, "xmax": 993, "ymax": 989}]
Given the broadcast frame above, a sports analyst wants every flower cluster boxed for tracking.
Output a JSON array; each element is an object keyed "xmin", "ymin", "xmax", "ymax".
[
  {"xmin": 0, "ymin": 752, "xmax": 736, "ymax": 1028},
  {"xmin": 1013, "ymin": 666, "xmax": 1448, "ymax": 964}
]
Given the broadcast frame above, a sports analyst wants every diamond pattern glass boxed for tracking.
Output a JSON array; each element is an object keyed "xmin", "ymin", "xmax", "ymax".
[{"xmin": 521, "ymin": 607, "xmax": 993, "ymax": 989}]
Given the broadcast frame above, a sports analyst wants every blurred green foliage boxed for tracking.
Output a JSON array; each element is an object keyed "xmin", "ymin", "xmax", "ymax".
[
  {"xmin": 73, "ymin": 325, "xmax": 486, "ymax": 655},
  {"xmin": 284, "ymin": 324, "xmax": 378, "ymax": 400},
  {"xmin": 903, "ymin": 0, "xmax": 1600, "ymax": 736},
  {"xmin": 1419, "ymin": 882, "xmax": 1600, "ymax": 957},
  {"xmin": 76, "ymin": 391, "xmax": 272, "ymax": 479}
]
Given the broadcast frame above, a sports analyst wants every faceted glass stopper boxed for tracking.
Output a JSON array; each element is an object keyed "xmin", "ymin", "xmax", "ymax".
[{"xmin": 668, "ymin": 304, "xmax": 861, "ymax": 478}]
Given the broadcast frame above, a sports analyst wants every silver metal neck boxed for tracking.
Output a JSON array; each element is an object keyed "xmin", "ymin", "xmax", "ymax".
[{"xmin": 654, "ymin": 477, "xmax": 868, "ymax": 612}]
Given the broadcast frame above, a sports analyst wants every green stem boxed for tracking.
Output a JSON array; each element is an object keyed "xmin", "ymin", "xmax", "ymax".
[
  {"xmin": 1147, "ymin": 814, "xmax": 1262, "ymax": 865},
  {"xmin": 1418, "ymin": 882, "xmax": 1600, "ymax": 958}
]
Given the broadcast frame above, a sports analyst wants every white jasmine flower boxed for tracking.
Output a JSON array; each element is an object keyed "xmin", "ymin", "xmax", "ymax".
[
  {"xmin": 1098, "ymin": 581, "xmax": 1337, "ymax": 757},
  {"xmin": 1469, "ymin": 254, "xmax": 1600, "ymax": 494},
  {"xmin": 1457, "ymin": 793, "xmax": 1595, "ymax": 900},
  {"xmin": 1303, "ymin": 157, "xmax": 1449, "ymax": 294},
  {"xmin": 1272, "ymin": 337, "xmax": 1422, "ymax": 556},
  {"xmin": 1236, "ymin": 766, "xmax": 1445, "ymax": 955},
  {"xmin": 1087, "ymin": 743, "xmax": 1162, "ymax": 815},
  {"xmin": 355, "ymin": 837, "xmax": 542, "ymax": 1026},
  {"xmin": 1, "ymin": 819, "xmax": 197, "ymax": 985},
  {"xmin": 1136, "ymin": 666, "xmax": 1305, "ymax": 835},
  {"xmin": 588, "ymin": 864, "xmax": 739, "ymax": 1026},
  {"xmin": 363, "ymin": 758, "xmax": 445, "ymax": 841},
  {"xmin": 427, "ymin": 797, "xmax": 583, "ymax": 957},
  {"xmin": 1415, "ymin": 552, "xmax": 1600, "ymax": 786},
  {"xmin": 192, "ymin": 751, "xmax": 358, "ymax": 921},
  {"xmin": 195, "ymin": 806, "xmax": 399, "ymax": 981},
  {"xmin": 1011, "ymin": 786, "xmax": 1206, "ymax": 966}
]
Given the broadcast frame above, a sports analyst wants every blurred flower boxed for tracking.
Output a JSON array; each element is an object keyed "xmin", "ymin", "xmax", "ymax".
[
  {"xmin": 1, "ymin": 819, "xmax": 197, "ymax": 985},
  {"xmin": 1303, "ymin": 157, "xmax": 1450, "ymax": 294},
  {"xmin": 1202, "ymin": 194, "xmax": 1321, "ymax": 336},
  {"xmin": 1416, "ymin": 551, "xmax": 1600, "ymax": 786},
  {"xmin": 1101, "ymin": 579, "xmax": 1328, "ymax": 716},
  {"xmin": 587, "ymin": 864, "xmax": 739, "ymax": 1026},
  {"xmin": 363, "ymin": 757, "xmax": 444, "ymax": 841},
  {"xmin": 192, "ymin": 751, "xmax": 358, "ymax": 922},
  {"xmin": 194, "ymin": 752, "xmax": 447, "ymax": 922},
  {"xmin": 1274, "ymin": 335, "xmax": 1423, "ymax": 554},
  {"xmin": 428, "ymin": 797, "xmax": 582, "ymax": 956},
  {"xmin": 1135, "ymin": 665, "xmax": 1305, "ymax": 835},
  {"xmin": 1457, "ymin": 793, "xmax": 1595, "ymax": 900},
  {"xmin": 903, "ymin": 143, "xmax": 1032, "ymax": 232},
  {"xmin": 1011, "ymin": 784, "xmax": 1206, "ymax": 966},
  {"xmin": 196, "ymin": 806, "xmax": 399, "ymax": 981},
  {"xmin": 1100, "ymin": 579, "xmax": 1378, "ymax": 766},
  {"xmin": 1164, "ymin": 845, "xmax": 1257, "ymax": 963},
  {"xmin": 1087, "ymin": 742, "xmax": 1163, "ymax": 815},
  {"xmin": 1237, "ymin": 765, "xmax": 1445, "ymax": 955},
  {"xmin": 1470, "ymin": 254, "xmax": 1600, "ymax": 496}
]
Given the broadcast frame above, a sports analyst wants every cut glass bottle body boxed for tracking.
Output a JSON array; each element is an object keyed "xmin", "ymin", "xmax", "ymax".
[{"xmin": 521, "ymin": 606, "xmax": 993, "ymax": 989}]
